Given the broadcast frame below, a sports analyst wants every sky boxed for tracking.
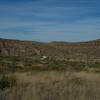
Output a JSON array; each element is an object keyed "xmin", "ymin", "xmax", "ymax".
[{"xmin": 0, "ymin": 0, "xmax": 100, "ymax": 42}]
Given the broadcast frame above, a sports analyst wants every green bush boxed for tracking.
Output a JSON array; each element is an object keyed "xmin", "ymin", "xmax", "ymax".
[{"xmin": 0, "ymin": 75, "xmax": 16, "ymax": 90}]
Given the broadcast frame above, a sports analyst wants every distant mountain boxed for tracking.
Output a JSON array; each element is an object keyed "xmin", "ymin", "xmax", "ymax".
[{"xmin": 0, "ymin": 38, "xmax": 100, "ymax": 60}]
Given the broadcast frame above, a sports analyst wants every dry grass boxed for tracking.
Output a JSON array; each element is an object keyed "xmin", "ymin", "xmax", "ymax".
[{"xmin": 0, "ymin": 71, "xmax": 100, "ymax": 100}]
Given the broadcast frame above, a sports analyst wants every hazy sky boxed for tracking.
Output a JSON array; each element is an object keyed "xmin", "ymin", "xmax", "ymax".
[{"xmin": 0, "ymin": 0, "xmax": 100, "ymax": 42}]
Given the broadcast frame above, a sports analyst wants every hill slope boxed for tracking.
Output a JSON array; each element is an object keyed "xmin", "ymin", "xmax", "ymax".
[
  {"xmin": 0, "ymin": 38, "xmax": 100, "ymax": 72},
  {"xmin": 0, "ymin": 38, "xmax": 100, "ymax": 58}
]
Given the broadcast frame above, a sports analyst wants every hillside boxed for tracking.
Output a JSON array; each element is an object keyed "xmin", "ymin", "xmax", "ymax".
[
  {"xmin": 0, "ymin": 38, "xmax": 100, "ymax": 58},
  {"xmin": 0, "ymin": 38, "xmax": 100, "ymax": 72}
]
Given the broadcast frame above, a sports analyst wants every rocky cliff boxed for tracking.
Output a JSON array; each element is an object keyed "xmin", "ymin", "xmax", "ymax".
[
  {"xmin": 0, "ymin": 38, "xmax": 41, "ymax": 56},
  {"xmin": 0, "ymin": 38, "xmax": 100, "ymax": 72},
  {"xmin": 0, "ymin": 38, "xmax": 100, "ymax": 59}
]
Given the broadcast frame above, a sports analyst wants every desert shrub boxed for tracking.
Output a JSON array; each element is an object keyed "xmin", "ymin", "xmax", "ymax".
[{"xmin": 0, "ymin": 75, "xmax": 16, "ymax": 90}]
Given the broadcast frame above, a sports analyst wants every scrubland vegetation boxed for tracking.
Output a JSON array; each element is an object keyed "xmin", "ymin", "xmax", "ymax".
[
  {"xmin": 0, "ymin": 56, "xmax": 100, "ymax": 73},
  {"xmin": 0, "ymin": 56, "xmax": 100, "ymax": 100},
  {"xmin": 0, "ymin": 71, "xmax": 100, "ymax": 100}
]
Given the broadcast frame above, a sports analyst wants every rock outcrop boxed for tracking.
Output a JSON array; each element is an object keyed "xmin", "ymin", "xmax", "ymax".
[
  {"xmin": 0, "ymin": 38, "xmax": 100, "ymax": 60},
  {"xmin": 0, "ymin": 38, "xmax": 41, "ymax": 56}
]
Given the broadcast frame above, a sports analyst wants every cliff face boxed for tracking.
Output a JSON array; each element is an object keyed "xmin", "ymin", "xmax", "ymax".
[
  {"xmin": 0, "ymin": 39, "xmax": 41, "ymax": 56},
  {"xmin": 0, "ymin": 38, "xmax": 100, "ymax": 58}
]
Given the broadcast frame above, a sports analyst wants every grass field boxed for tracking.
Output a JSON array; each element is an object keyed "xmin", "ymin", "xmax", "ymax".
[{"xmin": 0, "ymin": 71, "xmax": 100, "ymax": 100}]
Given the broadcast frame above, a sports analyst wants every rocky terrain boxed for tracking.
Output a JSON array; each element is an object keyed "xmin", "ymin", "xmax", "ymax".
[
  {"xmin": 0, "ymin": 38, "xmax": 100, "ymax": 72},
  {"xmin": 0, "ymin": 38, "xmax": 100, "ymax": 58}
]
